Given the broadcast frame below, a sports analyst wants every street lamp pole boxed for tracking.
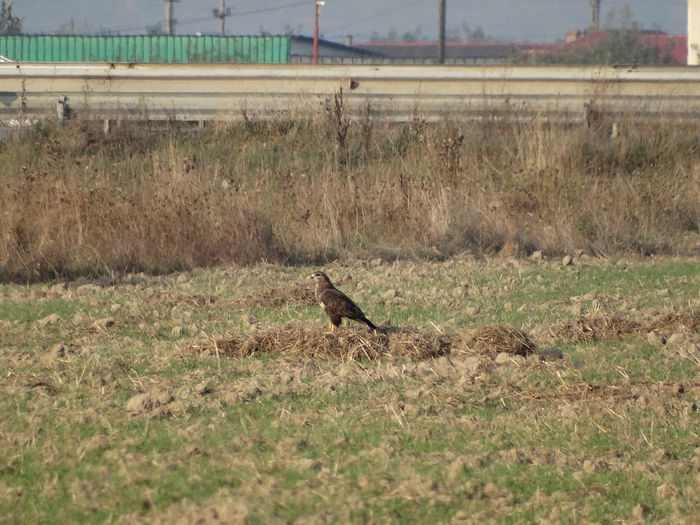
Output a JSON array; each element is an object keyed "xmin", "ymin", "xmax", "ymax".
[{"xmin": 313, "ymin": 0, "xmax": 325, "ymax": 64}]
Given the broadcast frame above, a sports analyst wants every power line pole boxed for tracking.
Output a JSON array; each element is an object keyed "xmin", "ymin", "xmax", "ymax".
[
  {"xmin": 589, "ymin": 0, "xmax": 601, "ymax": 32},
  {"xmin": 164, "ymin": 0, "xmax": 178, "ymax": 36},
  {"xmin": 213, "ymin": 0, "xmax": 232, "ymax": 36},
  {"xmin": 438, "ymin": 0, "xmax": 446, "ymax": 64}
]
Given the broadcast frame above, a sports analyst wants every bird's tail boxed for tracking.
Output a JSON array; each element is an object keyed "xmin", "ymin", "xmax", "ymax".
[{"xmin": 362, "ymin": 317, "xmax": 377, "ymax": 331}]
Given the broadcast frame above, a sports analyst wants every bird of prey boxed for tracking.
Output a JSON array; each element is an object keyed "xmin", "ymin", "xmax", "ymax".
[{"xmin": 311, "ymin": 271, "xmax": 377, "ymax": 332}]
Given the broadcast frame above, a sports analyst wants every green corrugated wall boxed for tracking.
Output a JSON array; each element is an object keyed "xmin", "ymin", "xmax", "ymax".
[{"xmin": 0, "ymin": 35, "xmax": 291, "ymax": 63}]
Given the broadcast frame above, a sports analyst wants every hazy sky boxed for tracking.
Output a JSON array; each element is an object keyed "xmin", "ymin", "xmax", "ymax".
[{"xmin": 11, "ymin": 0, "xmax": 688, "ymax": 43}]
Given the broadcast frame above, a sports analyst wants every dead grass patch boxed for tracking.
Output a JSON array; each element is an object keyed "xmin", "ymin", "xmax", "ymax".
[
  {"xmin": 542, "ymin": 309, "xmax": 700, "ymax": 343},
  {"xmin": 184, "ymin": 324, "xmax": 536, "ymax": 361},
  {"xmin": 222, "ymin": 282, "xmax": 316, "ymax": 310},
  {"xmin": 147, "ymin": 292, "xmax": 217, "ymax": 308},
  {"xmin": 544, "ymin": 315, "xmax": 642, "ymax": 342},
  {"xmin": 645, "ymin": 310, "xmax": 700, "ymax": 335},
  {"xmin": 467, "ymin": 325, "xmax": 537, "ymax": 357}
]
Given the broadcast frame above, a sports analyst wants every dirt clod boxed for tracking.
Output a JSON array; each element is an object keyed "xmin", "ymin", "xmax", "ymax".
[{"xmin": 126, "ymin": 390, "xmax": 174, "ymax": 414}]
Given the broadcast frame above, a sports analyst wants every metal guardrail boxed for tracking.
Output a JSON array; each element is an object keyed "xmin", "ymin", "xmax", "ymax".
[{"xmin": 1, "ymin": 63, "xmax": 700, "ymax": 123}]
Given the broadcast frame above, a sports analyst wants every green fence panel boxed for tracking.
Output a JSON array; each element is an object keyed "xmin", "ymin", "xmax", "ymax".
[{"xmin": 0, "ymin": 36, "xmax": 291, "ymax": 63}]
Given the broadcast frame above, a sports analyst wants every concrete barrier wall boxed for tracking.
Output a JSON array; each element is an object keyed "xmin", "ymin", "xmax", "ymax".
[{"xmin": 1, "ymin": 63, "xmax": 699, "ymax": 123}]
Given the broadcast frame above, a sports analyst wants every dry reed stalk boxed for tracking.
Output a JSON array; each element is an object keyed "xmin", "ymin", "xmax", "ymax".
[{"xmin": 1, "ymin": 113, "xmax": 698, "ymax": 281}]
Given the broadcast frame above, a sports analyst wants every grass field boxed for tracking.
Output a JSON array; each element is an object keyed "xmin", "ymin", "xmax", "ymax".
[{"xmin": 1, "ymin": 256, "xmax": 699, "ymax": 523}]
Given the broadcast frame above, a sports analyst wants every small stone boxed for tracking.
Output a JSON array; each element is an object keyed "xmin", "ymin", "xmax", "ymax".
[
  {"xmin": 646, "ymin": 330, "xmax": 667, "ymax": 346},
  {"xmin": 582, "ymin": 459, "xmax": 608, "ymax": 474},
  {"xmin": 72, "ymin": 311, "xmax": 89, "ymax": 323},
  {"xmin": 495, "ymin": 353, "xmax": 525, "ymax": 365},
  {"xmin": 446, "ymin": 458, "xmax": 466, "ymax": 482},
  {"xmin": 656, "ymin": 483, "xmax": 677, "ymax": 499},
  {"xmin": 37, "ymin": 313, "xmax": 60, "ymax": 327},
  {"xmin": 370, "ymin": 258, "xmax": 383, "ymax": 268},
  {"xmin": 495, "ymin": 352, "xmax": 511, "ymax": 364},
  {"xmin": 652, "ymin": 449, "xmax": 672, "ymax": 462},
  {"xmin": 632, "ymin": 504, "xmax": 651, "ymax": 520},
  {"xmin": 538, "ymin": 347, "xmax": 564, "ymax": 360},
  {"xmin": 92, "ymin": 317, "xmax": 115, "ymax": 330},
  {"xmin": 242, "ymin": 314, "xmax": 259, "ymax": 329},
  {"xmin": 457, "ymin": 356, "xmax": 492, "ymax": 376},
  {"xmin": 667, "ymin": 333, "xmax": 686, "ymax": 345},
  {"xmin": 126, "ymin": 390, "xmax": 173, "ymax": 413},
  {"xmin": 582, "ymin": 460, "xmax": 597, "ymax": 474},
  {"xmin": 50, "ymin": 343, "xmax": 67, "ymax": 358},
  {"xmin": 176, "ymin": 273, "xmax": 189, "ymax": 283},
  {"xmin": 529, "ymin": 250, "xmax": 543, "ymax": 261},
  {"xmin": 382, "ymin": 288, "xmax": 400, "ymax": 300},
  {"xmin": 562, "ymin": 255, "xmax": 574, "ymax": 266},
  {"xmin": 464, "ymin": 305, "xmax": 480, "ymax": 316}
]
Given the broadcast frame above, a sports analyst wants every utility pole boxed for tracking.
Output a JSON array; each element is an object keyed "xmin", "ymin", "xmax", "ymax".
[
  {"xmin": 438, "ymin": 0, "xmax": 446, "ymax": 64},
  {"xmin": 213, "ymin": 0, "xmax": 232, "ymax": 36},
  {"xmin": 589, "ymin": 0, "xmax": 601, "ymax": 32},
  {"xmin": 313, "ymin": 0, "xmax": 325, "ymax": 64},
  {"xmin": 164, "ymin": 0, "xmax": 178, "ymax": 36}
]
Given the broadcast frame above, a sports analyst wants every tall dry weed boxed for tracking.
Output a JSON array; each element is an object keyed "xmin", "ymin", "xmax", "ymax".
[{"xmin": 0, "ymin": 112, "xmax": 698, "ymax": 281}]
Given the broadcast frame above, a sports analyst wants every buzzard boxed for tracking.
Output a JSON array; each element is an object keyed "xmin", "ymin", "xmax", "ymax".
[{"xmin": 311, "ymin": 271, "xmax": 377, "ymax": 332}]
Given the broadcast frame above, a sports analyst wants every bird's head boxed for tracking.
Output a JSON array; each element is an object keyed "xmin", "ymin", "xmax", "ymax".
[{"xmin": 311, "ymin": 271, "xmax": 333, "ymax": 286}]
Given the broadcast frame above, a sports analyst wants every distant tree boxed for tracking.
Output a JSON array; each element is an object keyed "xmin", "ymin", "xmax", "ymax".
[
  {"xmin": 516, "ymin": 6, "xmax": 669, "ymax": 66},
  {"xmin": 520, "ymin": 29, "xmax": 669, "ymax": 66},
  {"xmin": 369, "ymin": 28, "xmax": 399, "ymax": 43},
  {"xmin": 55, "ymin": 19, "xmax": 119, "ymax": 36},
  {"xmin": 604, "ymin": 5, "xmax": 639, "ymax": 31},
  {"xmin": 401, "ymin": 26, "xmax": 423, "ymax": 43},
  {"xmin": 146, "ymin": 23, "xmax": 163, "ymax": 36},
  {"xmin": 282, "ymin": 24, "xmax": 304, "ymax": 36},
  {"xmin": 0, "ymin": 1, "xmax": 22, "ymax": 35},
  {"xmin": 445, "ymin": 26, "xmax": 462, "ymax": 42},
  {"xmin": 461, "ymin": 23, "xmax": 491, "ymax": 42}
]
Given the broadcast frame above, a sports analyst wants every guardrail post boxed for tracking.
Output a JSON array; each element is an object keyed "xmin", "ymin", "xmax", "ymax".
[{"xmin": 56, "ymin": 96, "xmax": 71, "ymax": 121}]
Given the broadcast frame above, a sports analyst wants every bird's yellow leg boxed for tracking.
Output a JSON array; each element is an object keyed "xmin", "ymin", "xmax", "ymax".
[{"xmin": 328, "ymin": 320, "xmax": 335, "ymax": 332}]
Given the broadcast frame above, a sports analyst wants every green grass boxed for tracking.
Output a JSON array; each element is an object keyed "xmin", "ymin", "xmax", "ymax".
[{"xmin": 0, "ymin": 258, "xmax": 699, "ymax": 524}]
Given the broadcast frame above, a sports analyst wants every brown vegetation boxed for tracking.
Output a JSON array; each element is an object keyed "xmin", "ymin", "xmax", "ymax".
[
  {"xmin": 185, "ymin": 324, "xmax": 535, "ymax": 361},
  {"xmin": 186, "ymin": 310, "xmax": 699, "ymax": 362},
  {"xmin": 1, "ymin": 111, "xmax": 698, "ymax": 281}
]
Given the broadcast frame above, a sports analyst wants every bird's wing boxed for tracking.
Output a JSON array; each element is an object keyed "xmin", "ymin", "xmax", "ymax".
[{"xmin": 319, "ymin": 288, "xmax": 365, "ymax": 320}]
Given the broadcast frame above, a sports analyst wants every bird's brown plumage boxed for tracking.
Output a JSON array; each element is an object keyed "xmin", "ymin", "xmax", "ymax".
[{"xmin": 311, "ymin": 271, "xmax": 377, "ymax": 331}]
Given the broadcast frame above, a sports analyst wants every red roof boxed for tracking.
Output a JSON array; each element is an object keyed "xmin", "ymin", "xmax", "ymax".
[
  {"xmin": 356, "ymin": 33, "xmax": 687, "ymax": 64},
  {"xmin": 561, "ymin": 30, "xmax": 686, "ymax": 64}
]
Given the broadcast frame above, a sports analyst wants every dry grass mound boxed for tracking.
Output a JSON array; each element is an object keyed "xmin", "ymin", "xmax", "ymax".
[
  {"xmin": 466, "ymin": 325, "xmax": 537, "ymax": 357},
  {"xmin": 545, "ymin": 315, "xmax": 642, "ymax": 343},
  {"xmin": 644, "ymin": 310, "xmax": 700, "ymax": 335},
  {"xmin": 184, "ymin": 324, "xmax": 536, "ymax": 361}
]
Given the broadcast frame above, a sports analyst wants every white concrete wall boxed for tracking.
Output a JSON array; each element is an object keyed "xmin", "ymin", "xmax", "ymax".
[{"xmin": 689, "ymin": 0, "xmax": 700, "ymax": 65}]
